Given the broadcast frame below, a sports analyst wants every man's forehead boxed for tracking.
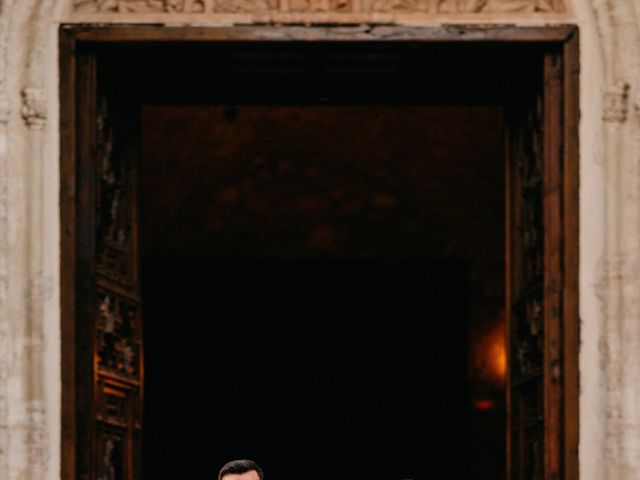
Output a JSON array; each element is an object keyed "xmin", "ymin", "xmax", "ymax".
[{"xmin": 221, "ymin": 470, "xmax": 260, "ymax": 480}]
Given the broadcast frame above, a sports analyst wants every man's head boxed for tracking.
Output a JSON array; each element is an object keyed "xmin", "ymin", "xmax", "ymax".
[{"xmin": 218, "ymin": 459, "xmax": 264, "ymax": 480}]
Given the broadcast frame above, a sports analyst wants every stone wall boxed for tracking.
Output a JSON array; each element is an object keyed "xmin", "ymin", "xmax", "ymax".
[
  {"xmin": 68, "ymin": 0, "xmax": 570, "ymax": 24},
  {"xmin": 0, "ymin": 0, "xmax": 639, "ymax": 479}
]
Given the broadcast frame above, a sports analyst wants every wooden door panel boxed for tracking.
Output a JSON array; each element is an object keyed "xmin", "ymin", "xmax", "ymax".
[
  {"xmin": 506, "ymin": 69, "xmax": 545, "ymax": 480},
  {"xmin": 507, "ymin": 49, "xmax": 570, "ymax": 480},
  {"xmin": 61, "ymin": 28, "xmax": 579, "ymax": 480},
  {"xmin": 96, "ymin": 291, "xmax": 142, "ymax": 382},
  {"xmin": 75, "ymin": 53, "xmax": 143, "ymax": 480}
]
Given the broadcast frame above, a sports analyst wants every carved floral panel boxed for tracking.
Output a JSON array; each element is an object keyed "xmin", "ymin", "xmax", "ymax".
[{"xmin": 74, "ymin": 0, "xmax": 564, "ymax": 15}]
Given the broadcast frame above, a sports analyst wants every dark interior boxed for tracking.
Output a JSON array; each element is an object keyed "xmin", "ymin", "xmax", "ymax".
[
  {"xmin": 143, "ymin": 258, "xmax": 469, "ymax": 480},
  {"xmin": 109, "ymin": 42, "xmax": 518, "ymax": 480}
]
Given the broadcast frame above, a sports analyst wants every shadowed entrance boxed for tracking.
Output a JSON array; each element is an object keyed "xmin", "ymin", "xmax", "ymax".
[
  {"xmin": 140, "ymin": 104, "xmax": 505, "ymax": 480},
  {"xmin": 61, "ymin": 29, "xmax": 579, "ymax": 480}
]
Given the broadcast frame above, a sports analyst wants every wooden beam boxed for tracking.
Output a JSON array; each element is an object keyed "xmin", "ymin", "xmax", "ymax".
[{"xmin": 62, "ymin": 24, "xmax": 577, "ymax": 44}]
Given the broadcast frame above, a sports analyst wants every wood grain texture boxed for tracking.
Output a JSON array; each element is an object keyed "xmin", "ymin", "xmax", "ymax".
[
  {"xmin": 62, "ymin": 24, "xmax": 577, "ymax": 43},
  {"xmin": 59, "ymin": 27, "xmax": 77, "ymax": 480},
  {"xmin": 543, "ymin": 47, "xmax": 564, "ymax": 480},
  {"xmin": 561, "ymin": 29, "xmax": 580, "ymax": 480}
]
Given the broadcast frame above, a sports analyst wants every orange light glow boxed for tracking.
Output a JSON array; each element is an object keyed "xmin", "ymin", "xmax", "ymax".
[
  {"xmin": 472, "ymin": 311, "xmax": 507, "ymax": 387},
  {"xmin": 489, "ymin": 326, "xmax": 507, "ymax": 380}
]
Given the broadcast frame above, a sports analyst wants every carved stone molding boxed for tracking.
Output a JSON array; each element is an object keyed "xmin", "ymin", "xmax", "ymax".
[
  {"xmin": 0, "ymin": 1, "xmax": 15, "ymax": 479},
  {"xmin": 591, "ymin": 1, "xmax": 640, "ymax": 476},
  {"xmin": 7, "ymin": 400, "xmax": 49, "ymax": 477},
  {"xmin": 73, "ymin": 0, "xmax": 565, "ymax": 15},
  {"xmin": 603, "ymin": 80, "xmax": 630, "ymax": 123},
  {"xmin": 0, "ymin": 94, "xmax": 9, "ymax": 125},
  {"xmin": 21, "ymin": 88, "xmax": 47, "ymax": 130},
  {"xmin": 595, "ymin": 251, "xmax": 640, "ymax": 475}
]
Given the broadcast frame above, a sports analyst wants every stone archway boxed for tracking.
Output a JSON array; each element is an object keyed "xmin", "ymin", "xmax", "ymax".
[{"xmin": 0, "ymin": 1, "xmax": 639, "ymax": 479}]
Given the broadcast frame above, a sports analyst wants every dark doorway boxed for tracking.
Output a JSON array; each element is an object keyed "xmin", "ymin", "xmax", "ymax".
[
  {"xmin": 60, "ymin": 26, "xmax": 579, "ymax": 480},
  {"xmin": 144, "ymin": 260, "xmax": 470, "ymax": 480},
  {"xmin": 139, "ymin": 102, "xmax": 505, "ymax": 480}
]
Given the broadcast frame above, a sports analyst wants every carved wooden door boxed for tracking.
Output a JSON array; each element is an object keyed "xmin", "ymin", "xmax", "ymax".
[
  {"xmin": 506, "ymin": 49, "xmax": 576, "ymax": 480},
  {"xmin": 63, "ymin": 29, "xmax": 578, "ymax": 480},
  {"xmin": 75, "ymin": 57, "xmax": 143, "ymax": 480}
]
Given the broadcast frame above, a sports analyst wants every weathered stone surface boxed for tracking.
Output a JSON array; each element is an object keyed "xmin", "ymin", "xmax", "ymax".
[
  {"xmin": 2, "ymin": 0, "xmax": 640, "ymax": 479},
  {"xmin": 72, "ymin": 0, "xmax": 565, "ymax": 14}
]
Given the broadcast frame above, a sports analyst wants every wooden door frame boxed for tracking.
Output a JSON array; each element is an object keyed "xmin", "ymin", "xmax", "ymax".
[{"xmin": 59, "ymin": 24, "xmax": 579, "ymax": 480}]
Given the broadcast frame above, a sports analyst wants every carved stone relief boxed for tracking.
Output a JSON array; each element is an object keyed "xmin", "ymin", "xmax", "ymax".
[
  {"xmin": 603, "ymin": 80, "xmax": 630, "ymax": 123},
  {"xmin": 21, "ymin": 88, "xmax": 47, "ymax": 130},
  {"xmin": 73, "ymin": 0, "xmax": 565, "ymax": 14}
]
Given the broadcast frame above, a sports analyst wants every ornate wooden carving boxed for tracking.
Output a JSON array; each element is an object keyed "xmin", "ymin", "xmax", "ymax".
[
  {"xmin": 96, "ymin": 291, "xmax": 141, "ymax": 380},
  {"xmin": 507, "ymin": 86, "xmax": 545, "ymax": 480},
  {"xmin": 95, "ymin": 377, "xmax": 141, "ymax": 480},
  {"xmin": 96, "ymin": 424, "xmax": 128, "ymax": 480},
  {"xmin": 76, "ymin": 67, "xmax": 143, "ymax": 480},
  {"xmin": 96, "ymin": 95, "xmax": 137, "ymax": 287},
  {"xmin": 95, "ymin": 79, "xmax": 142, "ymax": 480},
  {"xmin": 507, "ymin": 50, "xmax": 570, "ymax": 480}
]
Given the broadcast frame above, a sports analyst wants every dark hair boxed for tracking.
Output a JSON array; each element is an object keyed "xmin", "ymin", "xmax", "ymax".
[{"xmin": 218, "ymin": 459, "xmax": 264, "ymax": 480}]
